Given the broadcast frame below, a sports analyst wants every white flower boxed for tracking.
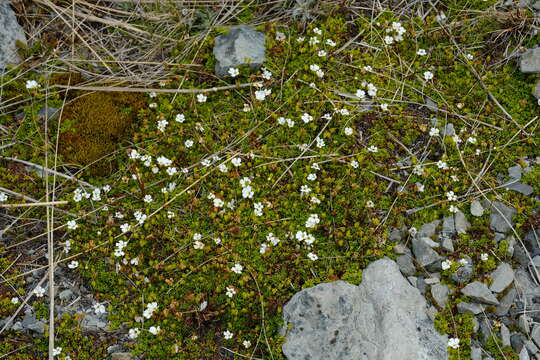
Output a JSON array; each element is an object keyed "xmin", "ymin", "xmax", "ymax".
[
  {"xmin": 143, "ymin": 194, "xmax": 153, "ymax": 203},
  {"xmin": 355, "ymin": 89, "xmax": 366, "ymax": 99},
  {"xmin": 480, "ymin": 253, "xmax": 489, "ymax": 261},
  {"xmin": 363, "ymin": 65, "xmax": 372, "ymax": 72},
  {"xmin": 451, "ymin": 175, "xmax": 459, "ymax": 182},
  {"xmin": 143, "ymin": 302, "xmax": 158, "ymax": 319},
  {"xmin": 459, "ymin": 258, "xmax": 468, "ymax": 266},
  {"xmin": 344, "ymin": 127, "xmax": 353, "ymax": 136},
  {"xmin": 157, "ymin": 119, "xmax": 168, "ymax": 132},
  {"xmin": 277, "ymin": 117, "xmax": 286, "ymax": 125},
  {"xmin": 148, "ymin": 103, "xmax": 157, "ymax": 108},
  {"xmin": 254, "ymin": 202, "xmax": 264, "ymax": 217},
  {"xmin": 184, "ymin": 139, "xmax": 194, "ymax": 148},
  {"xmin": 429, "ymin": 127, "xmax": 440, "ymax": 136},
  {"xmin": 166, "ymin": 167, "xmax": 177, "ymax": 176},
  {"xmin": 380, "ymin": 103, "xmax": 389, "ymax": 111},
  {"xmin": 231, "ymin": 157, "xmax": 242, "ymax": 167},
  {"xmin": 262, "ymin": 68, "xmax": 272, "ymax": 80},
  {"xmin": 91, "ymin": 188, "xmax": 101, "ymax": 201},
  {"xmin": 193, "ymin": 233, "xmax": 202, "ymax": 241},
  {"xmin": 447, "ymin": 337, "xmax": 459, "ymax": 349},
  {"xmin": 63, "ymin": 240, "xmax": 71, "ymax": 253},
  {"xmin": 465, "ymin": 53, "xmax": 474, "ymax": 60},
  {"xmin": 26, "ymin": 80, "xmax": 40, "ymax": 89},
  {"xmin": 305, "ymin": 214, "xmax": 320, "ymax": 228},
  {"xmin": 11, "ymin": 297, "xmax": 19, "ymax": 304},
  {"xmin": 149, "ymin": 326, "xmax": 161, "ymax": 335},
  {"xmin": 255, "ymin": 89, "xmax": 272, "ymax": 100},
  {"xmin": 417, "ymin": 49, "xmax": 427, "ymax": 56},
  {"xmin": 242, "ymin": 185, "xmax": 254, "ymax": 199},
  {"xmin": 201, "ymin": 159, "xmax": 211, "ymax": 167},
  {"xmin": 423, "ymin": 71, "xmax": 434, "ymax": 81},
  {"xmin": 194, "ymin": 240, "xmax": 204, "ymax": 249},
  {"xmin": 467, "ymin": 137, "xmax": 477, "ymax": 144},
  {"xmin": 286, "ymin": 118, "xmax": 295, "ymax": 127},
  {"xmin": 350, "ymin": 160, "xmax": 359, "ymax": 168},
  {"xmin": 226, "ymin": 286, "xmax": 236, "ymax": 298},
  {"xmin": 157, "ymin": 156, "xmax": 172, "ymax": 167},
  {"xmin": 367, "ymin": 146, "xmax": 378, "ymax": 153},
  {"xmin": 300, "ymin": 185, "xmax": 311, "ymax": 196},
  {"xmin": 311, "ymin": 163, "xmax": 320, "ymax": 171},
  {"xmin": 446, "ymin": 191, "xmax": 458, "ymax": 202},
  {"xmin": 0, "ymin": 192, "xmax": 7, "ymax": 202},
  {"xmin": 218, "ymin": 163, "xmax": 228, "ymax": 173},
  {"xmin": 436, "ymin": 160, "xmax": 448, "ymax": 169},
  {"xmin": 130, "ymin": 257, "xmax": 139, "ymax": 265},
  {"xmin": 67, "ymin": 260, "xmax": 79, "ymax": 269},
  {"xmin": 367, "ymin": 83, "xmax": 377, "ymax": 97},
  {"xmin": 436, "ymin": 13, "xmax": 447, "ymax": 23},
  {"xmin": 231, "ymin": 263, "xmax": 243, "ymax": 274},
  {"xmin": 243, "ymin": 340, "xmax": 252, "ymax": 348},
  {"xmin": 318, "ymin": 50, "xmax": 327, "ymax": 57},
  {"xmin": 326, "ymin": 39, "xmax": 336, "ymax": 47},
  {"xmin": 416, "ymin": 183, "xmax": 425, "ymax": 192},
  {"xmin": 408, "ymin": 227, "xmax": 417, "ymax": 236},
  {"xmin": 307, "ymin": 252, "xmax": 318, "ymax": 261},
  {"xmin": 228, "ymin": 67, "xmax": 239, "ymax": 77},
  {"xmin": 309, "ymin": 64, "xmax": 320, "ymax": 72},
  {"xmin": 296, "ymin": 36, "xmax": 305, "ymax": 43},
  {"xmin": 384, "ymin": 35, "xmax": 394, "ymax": 45},
  {"xmin": 449, "ymin": 205, "xmax": 459, "ymax": 213},
  {"xmin": 441, "ymin": 259, "xmax": 452, "ymax": 270},
  {"xmin": 313, "ymin": 27, "xmax": 322, "ymax": 35},
  {"xmin": 149, "ymin": 91, "xmax": 157, "ymax": 98},
  {"xmin": 315, "ymin": 137, "xmax": 325, "ymax": 148},
  {"xmin": 452, "ymin": 135, "xmax": 462, "ymax": 144},
  {"xmin": 67, "ymin": 220, "xmax": 77, "ymax": 230},
  {"xmin": 34, "ymin": 285, "xmax": 46, "ymax": 297},
  {"xmin": 366, "ymin": 200, "xmax": 375, "ymax": 208},
  {"xmin": 197, "ymin": 93, "xmax": 207, "ymax": 103},
  {"xmin": 307, "ymin": 173, "xmax": 317, "ymax": 181},
  {"xmin": 310, "ymin": 196, "xmax": 321, "ymax": 204},
  {"xmin": 213, "ymin": 198, "xmax": 224, "ymax": 208},
  {"xmin": 267, "ymin": 233, "xmax": 280, "ymax": 246},
  {"xmin": 413, "ymin": 164, "xmax": 425, "ymax": 176},
  {"xmin": 259, "ymin": 243, "xmax": 268, "ymax": 254},
  {"xmin": 175, "ymin": 113, "xmax": 185, "ymax": 123},
  {"xmin": 52, "ymin": 347, "xmax": 62, "ymax": 356},
  {"xmin": 301, "ymin": 113, "xmax": 313, "ymax": 123},
  {"xmin": 93, "ymin": 303, "xmax": 106, "ymax": 315},
  {"xmin": 129, "ymin": 328, "xmax": 140, "ymax": 339},
  {"xmin": 275, "ymin": 31, "xmax": 286, "ymax": 41},
  {"xmin": 223, "ymin": 330, "xmax": 234, "ymax": 339}
]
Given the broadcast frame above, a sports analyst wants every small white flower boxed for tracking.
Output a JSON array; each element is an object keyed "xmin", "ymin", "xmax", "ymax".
[
  {"xmin": 157, "ymin": 119, "xmax": 168, "ymax": 132},
  {"xmin": 366, "ymin": 200, "xmax": 375, "ymax": 208},
  {"xmin": 213, "ymin": 198, "xmax": 224, "ymax": 208},
  {"xmin": 305, "ymin": 214, "xmax": 320, "ymax": 228},
  {"xmin": 449, "ymin": 205, "xmax": 459, "ymax": 213},
  {"xmin": 129, "ymin": 328, "xmax": 140, "ymax": 339},
  {"xmin": 318, "ymin": 50, "xmax": 327, "ymax": 57},
  {"xmin": 380, "ymin": 103, "xmax": 389, "ymax": 111},
  {"xmin": 226, "ymin": 286, "xmax": 236, "ymax": 298},
  {"xmin": 436, "ymin": 160, "xmax": 448, "ymax": 169},
  {"xmin": 175, "ymin": 113, "xmax": 185, "ymax": 123},
  {"xmin": 148, "ymin": 103, "xmax": 157, "ymax": 109},
  {"xmin": 130, "ymin": 257, "xmax": 139, "ymax": 265},
  {"xmin": 350, "ymin": 160, "xmax": 359, "ymax": 168},
  {"xmin": 11, "ymin": 297, "xmax": 19, "ymax": 304},
  {"xmin": 435, "ymin": 13, "xmax": 447, "ymax": 23},
  {"xmin": 197, "ymin": 93, "xmax": 207, "ymax": 103},
  {"xmin": 307, "ymin": 173, "xmax": 317, "ymax": 181},
  {"xmin": 52, "ymin": 347, "xmax": 62, "ymax": 356},
  {"xmin": 255, "ymin": 89, "xmax": 272, "ymax": 100},
  {"xmin": 286, "ymin": 118, "xmax": 295, "ymax": 127},
  {"xmin": 262, "ymin": 68, "xmax": 272, "ymax": 80},
  {"xmin": 408, "ymin": 227, "xmax": 417, "ymax": 236},
  {"xmin": 416, "ymin": 183, "xmax": 425, "ymax": 192},
  {"xmin": 259, "ymin": 243, "xmax": 268, "ymax": 254},
  {"xmin": 277, "ymin": 117, "xmax": 286, "ymax": 125},
  {"xmin": 326, "ymin": 39, "xmax": 336, "ymax": 47},
  {"xmin": 242, "ymin": 185, "xmax": 254, "ymax": 199},
  {"xmin": 93, "ymin": 303, "xmax": 106, "ymax": 315},
  {"xmin": 300, "ymin": 185, "xmax": 311, "ymax": 196},
  {"xmin": 91, "ymin": 188, "xmax": 101, "ymax": 201},
  {"xmin": 459, "ymin": 258, "xmax": 468, "ymax": 266},
  {"xmin": 193, "ymin": 233, "xmax": 202, "ymax": 241},
  {"xmin": 184, "ymin": 139, "xmax": 194, "ymax": 148},
  {"xmin": 451, "ymin": 175, "xmax": 459, "ymax": 182},
  {"xmin": 301, "ymin": 113, "xmax": 313, "ymax": 123},
  {"xmin": 467, "ymin": 137, "xmax": 477, "ymax": 144},
  {"xmin": 367, "ymin": 146, "xmax": 378, "ymax": 153},
  {"xmin": 231, "ymin": 263, "xmax": 243, "ymax": 274},
  {"xmin": 313, "ymin": 27, "xmax": 322, "ymax": 35},
  {"xmin": 218, "ymin": 163, "xmax": 228, "ymax": 173},
  {"xmin": 447, "ymin": 337, "xmax": 459, "ymax": 349},
  {"xmin": 149, "ymin": 326, "xmax": 161, "ymax": 335},
  {"xmin": 355, "ymin": 89, "xmax": 366, "ymax": 99},
  {"xmin": 307, "ymin": 252, "xmax": 318, "ymax": 261},
  {"xmin": 465, "ymin": 53, "xmax": 474, "ymax": 60},
  {"xmin": 223, "ymin": 330, "xmax": 233, "ymax": 339},
  {"xmin": 480, "ymin": 253, "xmax": 489, "ymax": 261},
  {"xmin": 315, "ymin": 137, "xmax": 325, "ymax": 148},
  {"xmin": 34, "ymin": 285, "xmax": 46, "ymax": 297},
  {"xmin": 228, "ymin": 67, "xmax": 239, "ymax": 77},
  {"xmin": 344, "ymin": 127, "xmax": 353, "ymax": 136},
  {"xmin": 143, "ymin": 195, "xmax": 153, "ymax": 203},
  {"xmin": 367, "ymin": 83, "xmax": 377, "ymax": 97},
  {"xmin": 66, "ymin": 220, "xmax": 77, "ymax": 230},
  {"xmin": 446, "ymin": 191, "xmax": 458, "ymax": 202},
  {"xmin": 363, "ymin": 65, "xmax": 372, "ymax": 72},
  {"xmin": 311, "ymin": 163, "xmax": 320, "ymax": 171},
  {"xmin": 143, "ymin": 302, "xmax": 158, "ymax": 319},
  {"xmin": 413, "ymin": 164, "xmax": 425, "ymax": 176},
  {"xmin": 0, "ymin": 192, "xmax": 7, "ymax": 202},
  {"xmin": 423, "ymin": 71, "xmax": 434, "ymax": 81},
  {"xmin": 275, "ymin": 31, "xmax": 286, "ymax": 41},
  {"xmin": 310, "ymin": 196, "xmax": 321, "ymax": 204},
  {"xmin": 166, "ymin": 167, "xmax": 177, "ymax": 176},
  {"xmin": 231, "ymin": 157, "xmax": 242, "ymax": 167},
  {"xmin": 452, "ymin": 135, "xmax": 462, "ymax": 144},
  {"xmin": 254, "ymin": 202, "xmax": 264, "ymax": 217},
  {"xmin": 429, "ymin": 127, "xmax": 440, "ymax": 136},
  {"xmin": 243, "ymin": 340, "xmax": 252, "ymax": 348},
  {"xmin": 417, "ymin": 49, "xmax": 427, "ymax": 56},
  {"xmin": 441, "ymin": 259, "xmax": 452, "ymax": 270},
  {"xmin": 67, "ymin": 260, "xmax": 79, "ymax": 269},
  {"xmin": 157, "ymin": 156, "xmax": 172, "ymax": 167},
  {"xmin": 296, "ymin": 36, "xmax": 305, "ymax": 43},
  {"xmin": 201, "ymin": 159, "xmax": 211, "ymax": 167},
  {"xmin": 384, "ymin": 36, "xmax": 394, "ymax": 45},
  {"xmin": 149, "ymin": 91, "xmax": 157, "ymax": 98},
  {"xmin": 26, "ymin": 80, "xmax": 40, "ymax": 89}
]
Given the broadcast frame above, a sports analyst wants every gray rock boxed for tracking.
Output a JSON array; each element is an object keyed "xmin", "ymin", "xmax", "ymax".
[
  {"xmin": 396, "ymin": 254, "xmax": 416, "ymax": 276},
  {"xmin": 416, "ymin": 277, "xmax": 428, "ymax": 295},
  {"xmin": 59, "ymin": 289, "xmax": 73, "ymax": 301},
  {"xmin": 424, "ymin": 276, "xmax": 440, "ymax": 285},
  {"xmin": 451, "ymin": 260, "xmax": 474, "ymax": 284},
  {"xmin": 389, "ymin": 227, "xmax": 406, "ymax": 242},
  {"xmin": 513, "ymin": 332, "xmax": 527, "ymax": 353},
  {"xmin": 461, "ymin": 281, "xmax": 499, "ymax": 305},
  {"xmin": 495, "ymin": 288, "xmax": 516, "ymax": 316},
  {"xmin": 281, "ymin": 258, "xmax": 448, "ymax": 360},
  {"xmin": 471, "ymin": 200, "xmax": 484, "ymax": 217},
  {"xmin": 417, "ymin": 220, "xmax": 440, "ymax": 239},
  {"xmin": 441, "ymin": 237, "xmax": 454, "ymax": 252},
  {"xmin": 471, "ymin": 347, "xmax": 482, "ymax": 360},
  {"xmin": 487, "ymin": 200, "xmax": 517, "ymax": 233},
  {"xmin": 513, "ymin": 269, "xmax": 540, "ymax": 320},
  {"xmin": 37, "ymin": 106, "xmax": 60, "ymax": 121},
  {"xmin": 531, "ymin": 325, "xmax": 540, "ymax": 348},
  {"xmin": 489, "ymin": 263, "xmax": 514, "ymax": 293},
  {"xmin": 525, "ymin": 340, "xmax": 538, "ymax": 354},
  {"xmin": 213, "ymin": 26, "xmax": 265, "ymax": 78},
  {"xmin": 111, "ymin": 353, "xmax": 132, "ymax": 360},
  {"xmin": 525, "ymin": 230, "xmax": 540, "ymax": 257},
  {"xmin": 412, "ymin": 237, "xmax": 442, "ymax": 268},
  {"xmin": 431, "ymin": 283, "xmax": 449, "ymax": 308},
  {"xmin": 393, "ymin": 243, "xmax": 409, "ymax": 255},
  {"xmin": 520, "ymin": 47, "xmax": 540, "ymax": 73},
  {"xmin": 20, "ymin": 310, "xmax": 45, "ymax": 334},
  {"xmin": 534, "ymin": 80, "xmax": 540, "ymax": 100},
  {"xmin": 520, "ymin": 347, "xmax": 530, "ymax": 360},
  {"xmin": 442, "ymin": 215, "xmax": 455, "ymax": 235},
  {"xmin": 506, "ymin": 235, "xmax": 516, "ymax": 257},
  {"xmin": 472, "ymin": 318, "xmax": 480, "ymax": 333},
  {"xmin": 454, "ymin": 210, "xmax": 471, "ymax": 234},
  {"xmin": 457, "ymin": 301, "xmax": 485, "ymax": 315},
  {"xmin": 479, "ymin": 317, "xmax": 492, "ymax": 343},
  {"xmin": 424, "ymin": 96, "xmax": 438, "ymax": 112},
  {"xmin": 0, "ymin": 1, "xmax": 27, "ymax": 69},
  {"xmin": 501, "ymin": 323, "xmax": 511, "ymax": 347},
  {"xmin": 519, "ymin": 314, "xmax": 531, "ymax": 334}
]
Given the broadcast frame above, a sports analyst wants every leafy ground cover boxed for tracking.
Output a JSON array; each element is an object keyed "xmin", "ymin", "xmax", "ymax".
[{"xmin": 0, "ymin": 1, "xmax": 539, "ymax": 359}]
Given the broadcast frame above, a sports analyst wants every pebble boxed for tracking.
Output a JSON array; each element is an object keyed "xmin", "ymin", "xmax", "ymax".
[
  {"xmin": 489, "ymin": 263, "xmax": 514, "ymax": 293},
  {"xmin": 461, "ymin": 281, "xmax": 499, "ymax": 305},
  {"xmin": 470, "ymin": 200, "xmax": 484, "ymax": 217},
  {"xmin": 430, "ymin": 283, "xmax": 449, "ymax": 308}
]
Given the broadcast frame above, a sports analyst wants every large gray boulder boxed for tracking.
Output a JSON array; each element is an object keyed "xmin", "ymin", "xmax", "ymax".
[
  {"xmin": 213, "ymin": 26, "xmax": 265, "ymax": 78},
  {"xmin": 281, "ymin": 258, "xmax": 448, "ymax": 360},
  {"xmin": 520, "ymin": 47, "xmax": 540, "ymax": 73},
  {"xmin": 0, "ymin": 1, "xmax": 26, "ymax": 69}
]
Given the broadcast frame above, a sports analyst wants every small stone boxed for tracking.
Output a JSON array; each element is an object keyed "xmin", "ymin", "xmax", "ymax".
[
  {"xmin": 471, "ymin": 200, "xmax": 484, "ymax": 217},
  {"xmin": 59, "ymin": 289, "xmax": 73, "ymax": 301},
  {"xmin": 393, "ymin": 243, "xmax": 408, "ymax": 255},
  {"xmin": 512, "ymin": 333, "xmax": 527, "ymax": 353},
  {"xmin": 519, "ymin": 347, "xmax": 530, "ymax": 360},
  {"xmin": 407, "ymin": 276, "xmax": 417, "ymax": 287},
  {"xmin": 426, "ymin": 306, "xmax": 438, "ymax": 322},
  {"xmin": 471, "ymin": 347, "xmax": 482, "ymax": 360},
  {"xmin": 506, "ymin": 235, "xmax": 516, "ymax": 257},
  {"xmin": 441, "ymin": 237, "xmax": 454, "ymax": 252},
  {"xmin": 396, "ymin": 254, "xmax": 416, "ymax": 276},
  {"xmin": 0, "ymin": 1, "xmax": 27, "ymax": 69},
  {"xmin": 531, "ymin": 324, "xmax": 540, "ymax": 348},
  {"xmin": 457, "ymin": 301, "xmax": 485, "ymax": 315},
  {"xmin": 424, "ymin": 277, "xmax": 440, "ymax": 285},
  {"xmin": 213, "ymin": 26, "xmax": 266, "ymax": 78},
  {"xmin": 487, "ymin": 200, "xmax": 517, "ymax": 234},
  {"xmin": 417, "ymin": 220, "xmax": 440, "ymax": 239},
  {"xmin": 451, "ymin": 261, "xmax": 474, "ymax": 284},
  {"xmin": 534, "ymin": 80, "xmax": 540, "ymax": 100},
  {"xmin": 489, "ymin": 263, "xmax": 514, "ymax": 293},
  {"xmin": 424, "ymin": 96, "xmax": 438, "ymax": 112},
  {"xmin": 111, "ymin": 353, "xmax": 132, "ymax": 360},
  {"xmin": 472, "ymin": 318, "xmax": 480, "ymax": 333},
  {"xmin": 501, "ymin": 323, "xmax": 511, "ymax": 347},
  {"xmin": 442, "ymin": 215, "xmax": 455, "ymax": 235},
  {"xmin": 416, "ymin": 277, "xmax": 427, "ymax": 294},
  {"xmin": 461, "ymin": 281, "xmax": 499, "ymax": 305},
  {"xmin": 519, "ymin": 314, "xmax": 531, "ymax": 334},
  {"xmin": 431, "ymin": 283, "xmax": 449, "ymax": 308},
  {"xmin": 479, "ymin": 317, "xmax": 491, "ymax": 343},
  {"xmin": 412, "ymin": 237, "xmax": 442, "ymax": 268},
  {"xmin": 454, "ymin": 210, "xmax": 471, "ymax": 234},
  {"xmin": 519, "ymin": 47, "xmax": 540, "ymax": 73},
  {"xmin": 389, "ymin": 227, "xmax": 406, "ymax": 242},
  {"xmin": 525, "ymin": 340, "xmax": 538, "ymax": 354}
]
